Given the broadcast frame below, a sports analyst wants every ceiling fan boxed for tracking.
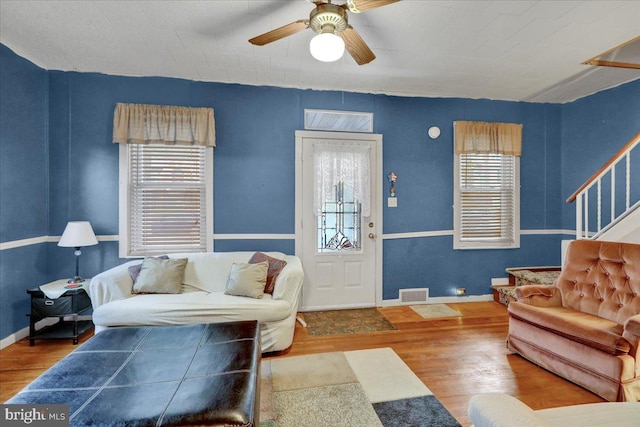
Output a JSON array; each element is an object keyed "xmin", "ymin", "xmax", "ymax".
[{"xmin": 249, "ymin": 0, "xmax": 399, "ymax": 65}]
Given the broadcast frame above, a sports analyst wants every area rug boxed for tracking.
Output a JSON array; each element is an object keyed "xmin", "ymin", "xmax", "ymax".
[
  {"xmin": 302, "ymin": 308, "xmax": 396, "ymax": 336},
  {"xmin": 259, "ymin": 348, "xmax": 461, "ymax": 427},
  {"xmin": 410, "ymin": 303, "xmax": 462, "ymax": 319}
]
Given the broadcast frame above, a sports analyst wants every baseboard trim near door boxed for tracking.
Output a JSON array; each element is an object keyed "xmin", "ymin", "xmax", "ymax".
[
  {"xmin": 380, "ymin": 294, "xmax": 493, "ymax": 307},
  {"xmin": 300, "ymin": 302, "xmax": 377, "ymax": 312},
  {"xmin": 299, "ymin": 295, "xmax": 494, "ymax": 311}
]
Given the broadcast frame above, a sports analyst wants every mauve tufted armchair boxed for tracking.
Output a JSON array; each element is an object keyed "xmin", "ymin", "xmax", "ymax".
[{"xmin": 507, "ymin": 239, "xmax": 640, "ymax": 402}]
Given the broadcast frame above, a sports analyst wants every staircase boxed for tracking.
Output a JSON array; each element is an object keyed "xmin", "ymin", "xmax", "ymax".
[
  {"xmin": 567, "ymin": 132, "xmax": 640, "ymax": 243},
  {"xmin": 598, "ymin": 205, "xmax": 640, "ymax": 242}
]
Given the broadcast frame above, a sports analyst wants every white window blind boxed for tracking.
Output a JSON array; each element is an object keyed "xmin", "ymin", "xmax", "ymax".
[
  {"xmin": 454, "ymin": 153, "xmax": 519, "ymax": 249},
  {"xmin": 126, "ymin": 144, "xmax": 209, "ymax": 256}
]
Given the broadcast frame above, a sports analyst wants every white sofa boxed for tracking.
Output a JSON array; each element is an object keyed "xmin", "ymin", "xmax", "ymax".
[
  {"xmin": 89, "ymin": 251, "xmax": 304, "ymax": 353},
  {"xmin": 468, "ymin": 393, "xmax": 640, "ymax": 427}
]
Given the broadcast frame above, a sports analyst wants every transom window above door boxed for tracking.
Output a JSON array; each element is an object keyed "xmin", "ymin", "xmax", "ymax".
[{"xmin": 304, "ymin": 109, "xmax": 373, "ymax": 133}]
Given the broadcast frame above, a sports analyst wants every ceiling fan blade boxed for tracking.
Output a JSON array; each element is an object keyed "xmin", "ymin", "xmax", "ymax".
[
  {"xmin": 340, "ymin": 26, "xmax": 375, "ymax": 65},
  {"xmin": 347, "ymin": 0, "xmax": 399, "ymax": 13},
  {"xmin": 249, "ymin": 20, "xmax": 309, "ymax": 46}
]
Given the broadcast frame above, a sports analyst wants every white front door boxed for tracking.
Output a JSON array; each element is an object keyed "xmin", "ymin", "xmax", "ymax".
[{"xmin": 295, "ymin": 131, "xmax": 382, "ymax": 311}]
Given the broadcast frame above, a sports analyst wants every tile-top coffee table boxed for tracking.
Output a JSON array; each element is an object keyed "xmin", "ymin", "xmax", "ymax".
[{"xmin": 7, "ymin": 321, "xmax": 261, "ymax": 426}]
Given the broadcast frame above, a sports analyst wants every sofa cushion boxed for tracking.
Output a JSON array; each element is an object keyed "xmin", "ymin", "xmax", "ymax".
[
  {"xmin": 469, "ymin": 393, "xmax": 640, "ymax": 427},
  {"xmin": 128, "ymin": 255, "xmax": 169, "ymax": 283},
  {"xmin": 225, "ymin": 262, "xmax": 268, "ymax": 299},
  {"xmin": 508, "ymin": 302, "xmax": 630, "ymax": 355},
  {"xmin": 93, "ymin": 291, "xmax": 293, "ymax": 326},
  {"xmin": 249, "ymin": 252, "xmax": 287, "ymax": 294},
  {"xmin": 133, "ymin": 257, "xmax": 188, "ymax": 294},
  {"xmin": 174, "ymin": 252, "xmax": 289, "ymax": 293},
  {"xmin": 468, "ymin": 393, "xmax": 551, "ymax": 427}
]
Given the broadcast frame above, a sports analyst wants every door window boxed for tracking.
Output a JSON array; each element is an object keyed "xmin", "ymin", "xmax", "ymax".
[{"xmin": 318, "ymin": 181, "xmax": 362, "ymax": 252}]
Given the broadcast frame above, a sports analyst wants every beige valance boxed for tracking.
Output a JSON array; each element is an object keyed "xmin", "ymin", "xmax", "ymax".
[
  {"xmin": 454, "ymin": 121, "xmax": 522, "ymax": 156},
  {"xmin": 113, "ymin": 103, "xmax": 215, "ymax": 147}
]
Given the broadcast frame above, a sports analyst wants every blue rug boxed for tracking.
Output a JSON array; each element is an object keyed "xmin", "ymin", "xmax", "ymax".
[{"xmin": 374, "ymin": 395, "xmax": 461, "ymax": 427}]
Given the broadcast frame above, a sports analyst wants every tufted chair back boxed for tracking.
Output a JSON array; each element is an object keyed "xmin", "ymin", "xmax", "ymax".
[{"xmin": 555, "ymin": 240, "xmax": 640, "ymax": 325}]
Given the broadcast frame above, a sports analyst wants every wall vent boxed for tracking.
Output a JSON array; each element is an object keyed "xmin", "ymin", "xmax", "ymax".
[{"xmin": 399, "ymin": 288, "xmax": 429, "ymax": 305}]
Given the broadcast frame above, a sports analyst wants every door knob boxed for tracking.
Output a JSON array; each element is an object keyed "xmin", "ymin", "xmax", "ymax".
[{"xmin": 368, "ymin": 233, "xmax": 376, "ymax": 239}]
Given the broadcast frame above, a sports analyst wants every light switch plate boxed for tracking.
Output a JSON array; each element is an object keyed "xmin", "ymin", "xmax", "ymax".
[{"xmin": 388, "ymin": 197, "xmax": 398, "ymax": 207}]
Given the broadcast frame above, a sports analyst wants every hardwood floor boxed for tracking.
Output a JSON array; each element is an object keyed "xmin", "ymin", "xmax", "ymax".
[{"xmin": 0, "ymin": 302, "xmax": 604, "ymax": 426}]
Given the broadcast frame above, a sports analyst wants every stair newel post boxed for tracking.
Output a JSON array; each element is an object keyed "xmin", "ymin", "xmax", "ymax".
[
  {"xmin": 611, "ymin": 165, "xmax": 616, "ymax": 225},
  {"xmin": 626, "ymin": 152, "xmax": 631, "ymax": 211},
  {"xmin": 584, "ymin": 191, "xmax": 589, "ymax": 238},
  {"xmin": 576, "ymin": 194, "xmax": 583, "ymax": 240},
  {"xmin": 597, "ymin": 179, "xmax": 601, "ymax": 233}
]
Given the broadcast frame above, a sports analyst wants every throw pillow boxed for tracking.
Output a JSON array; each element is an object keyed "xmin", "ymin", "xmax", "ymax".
[
  {"xmin": 132, "ymin": 257, "xmax": 188, "ymax": 294},
  {"xmin": 248, "ymin": 252, "xmax": 287, "ymax": 294},
  {"xmin": 225, "ymin": 261, "xmax": 269, "ymax": 299},
  {"xmin": 128, "ymin": 255, "xmax": 169, "ymax": 283}
]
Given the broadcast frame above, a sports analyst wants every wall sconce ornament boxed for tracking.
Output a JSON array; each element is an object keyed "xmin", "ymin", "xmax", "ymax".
[
  {"xmin": 428, "ymin": 126, "xmax": 441, "ymax": 140},
  {"xmin": 387, "ymin": 172, "xmax": 397, "ymax": 197}
]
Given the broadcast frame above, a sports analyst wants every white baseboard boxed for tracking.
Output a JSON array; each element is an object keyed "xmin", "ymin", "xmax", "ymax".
[
  {"xmin": 491, "ymin": 277, "xmax": 510, "ymax": 286},
  {"xmin": 1, "ymin": 315, "xmax": 92, "ymax": 350},
  {"xmin": 381, "ymin": 299, "xmax": 401, "ymax": 307},
  {"xmin": 428, "ymin": 295, "xmax": 493, "ymax": 303},
  {"xmin": 300, "ymin": 303, "xmax": 377, "ymax": 312},
  {"xmin": 381, "ymin": 294, "xmax": 493, "ymax": 307},
  {"xmin": 0, "ymin": 326, "xmax": 30, "ymax": 350}
]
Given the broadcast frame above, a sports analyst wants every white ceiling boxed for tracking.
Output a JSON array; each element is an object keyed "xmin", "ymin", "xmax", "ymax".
[{"xmin": 1, "ymin": 0, "xmax": 639, "ymax": 103}]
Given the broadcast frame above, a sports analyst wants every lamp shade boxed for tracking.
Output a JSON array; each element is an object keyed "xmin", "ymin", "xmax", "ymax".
[
  {"xmin": 58, "ymin": 221, "xmax": 98, "ymax": 248},
  {"xmin": 309, "ymin": 32, "xmax": 345, "ymax": 62}
]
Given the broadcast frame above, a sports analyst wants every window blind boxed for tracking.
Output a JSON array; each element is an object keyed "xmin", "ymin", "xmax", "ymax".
[
  {"xmin": 128, "ymin": 144, "xmax": 207, "ymax": 255},
  {"xmin": 458, "ymin": 153, "xmax": 516, "ymax": 243}
]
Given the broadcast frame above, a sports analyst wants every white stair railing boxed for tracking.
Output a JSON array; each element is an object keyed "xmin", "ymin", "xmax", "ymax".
[{"xmin": 567, "ymin": 132, "xmax": 640, "ymax": 240}]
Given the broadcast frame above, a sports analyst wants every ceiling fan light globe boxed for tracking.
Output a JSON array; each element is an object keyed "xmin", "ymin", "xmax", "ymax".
[{"xmin": 310, "ymin": 33, "xmax": 345, "ymax": 62}]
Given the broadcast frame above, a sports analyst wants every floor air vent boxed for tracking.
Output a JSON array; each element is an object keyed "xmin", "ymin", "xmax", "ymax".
[{"xmin": 399, "ymin": 288, "xmax": 429, "ymax": 305}]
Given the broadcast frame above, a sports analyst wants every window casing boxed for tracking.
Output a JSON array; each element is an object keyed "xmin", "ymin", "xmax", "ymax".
[
  {"xmin": 454, "ymin": 152, "xmax": 520, "ymax": 249},
  {"xmin": 119, "ymin": 143, "xmax": 213, "ymax": 257}
]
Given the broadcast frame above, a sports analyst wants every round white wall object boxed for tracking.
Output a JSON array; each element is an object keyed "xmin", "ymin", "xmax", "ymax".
[{"xmin": 428, "ymin": 126, "xmax": 441, "ymax": 139}]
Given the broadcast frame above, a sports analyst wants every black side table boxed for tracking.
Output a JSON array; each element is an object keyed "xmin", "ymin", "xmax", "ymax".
[{"xmin": 27, "ymin": 280, "xmax": 93, "ymax": 345}]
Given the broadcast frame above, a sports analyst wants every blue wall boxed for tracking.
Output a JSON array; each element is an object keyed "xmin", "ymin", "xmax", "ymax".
[
  {"xmin": 1, "ymin": 42, "xmax": 639, "ymax": 341},
  {"xmin": 43, "ymin": 71, "xmax": 564, "ymax": 301},
  {"xmin": 0, "ymin": 44, "xmax": 50, "ymax": 338},
  {"xmin": 374, "ymin": 96, "xmax": 564, "ymax": 298}
]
